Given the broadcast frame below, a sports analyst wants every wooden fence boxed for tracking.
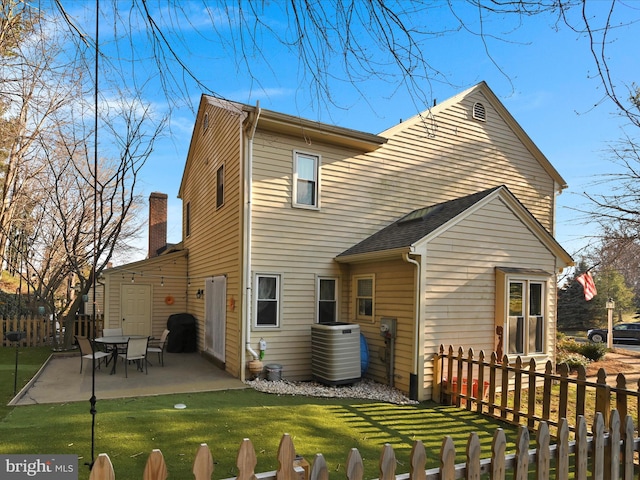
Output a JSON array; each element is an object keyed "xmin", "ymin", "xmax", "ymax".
[
  {"xmin": 1, "ymin": 314, "xmax": 104, "ymax": 347},
  {"xmin": 433, "ymin": 345, "xmax": 640, "ymax": 434},
  {"xmin": 89, "ymin": 412, "xmax": 639, "ymax": 480}
]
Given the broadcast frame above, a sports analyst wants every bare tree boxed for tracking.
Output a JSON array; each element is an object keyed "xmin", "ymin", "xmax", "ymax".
[
  {"xmin": 0, "ymin": 2, "xmax": 164, "ymax": 350},
  {"xmin": 24, "ymin": 89, "xmax": 163, "ymax": 347},
  {"xmin": 0, "ymin": 1, "xmax": 84, "ymax": 272},
  {"xmin": 43, "ymin": 1, "xmax": 637, "ymax": 123}
]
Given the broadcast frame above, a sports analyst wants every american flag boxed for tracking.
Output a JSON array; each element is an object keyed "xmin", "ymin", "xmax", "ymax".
[{"xmin": 576, "ymin": 272, "xmax": 597, "ymax": 301}]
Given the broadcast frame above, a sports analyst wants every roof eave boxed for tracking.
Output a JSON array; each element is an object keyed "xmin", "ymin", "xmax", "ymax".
[
  {"xmin": 102, "ymin": 249, "xmax": 188, "ymax": 274},
  {"xmin": 256, "ymin": 109, "xmax": 387, "ymax": 153},
  {"xmin": 335, "ymin": 247, "xmax": 412, "ymax": 264}
]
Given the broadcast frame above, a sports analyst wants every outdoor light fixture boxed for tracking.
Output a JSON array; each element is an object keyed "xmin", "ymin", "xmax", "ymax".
[
  {"xmin": 606, "ymin": 298, "xmax": 616, "ymax": 349},
  {"xmin": 196, "ymin": 289, "xmax": 204, "ymax": 299}
]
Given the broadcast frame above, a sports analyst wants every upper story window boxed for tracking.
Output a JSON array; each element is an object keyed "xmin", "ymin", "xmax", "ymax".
[
  {"xmin": 496, "ymin": 268, "xmax": 548, "ymax": 356},
  {"xmin": 216, "ymin": 164, "xmax": 225, "ymax": 209},
  {"xmin": 255, "ymin": 274, "xmax": 280, "ymax": 328},
  {"xmin": 354, "ymin": 275, "xmax": 374, "ymax": 321},
  {"xmin": 185, "ymin": 201, "xmax": 191, "ymax": 237},
  {"xmin": 317, "ymin": 277, "xmax": 338, "ymax": 323},
  {"xmin": 293, "ymin": 151, "xmax": 320, "ymax": 209}
]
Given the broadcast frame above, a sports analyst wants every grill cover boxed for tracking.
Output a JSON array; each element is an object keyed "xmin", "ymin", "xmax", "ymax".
[{"xmin": 166, "ymin": 313, "xmax": 197, "ymax": 353}]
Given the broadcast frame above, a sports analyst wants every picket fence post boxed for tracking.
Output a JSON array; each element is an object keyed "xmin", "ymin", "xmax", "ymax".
[
  {"xmin": 409, "ymin": 440, "xmax": 426, "ymax": 480},
  {"xmin": 193, "ymin": 443, "xmax": 214, "ymax": 480},
  {"xmin": 439, "ymin": 436, "xmax": 455, "ymax": 480},
  {"xmin": 88, "ymin": 453, "xmax": 115, "ymax": 480},
  {"xmin": 236, "ymin": 438, "xmax": 257, "ymax": 480},
  {"xmin": 309, "ymin": 454, "xmax": 328, "ymax": 480},
  {"xmin": 490, "ymin": 428, "xmax": 506, "ymax": 480},
  {"xmin": 555, "ymin": 419, "xmax": 569, "ymax": 480},
  {"xmin": 142, "ymin": 449, "xmax": 167, "ymax": 480},
  {"xmin": 346, "ymin": 448, "xmax": 364, "ymax": 480}
]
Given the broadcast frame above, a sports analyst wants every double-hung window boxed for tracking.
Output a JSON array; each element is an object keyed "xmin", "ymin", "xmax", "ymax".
[
  {"xmin": 293, "ymin": 151, "xmax": 320, "ymax": 209},
  {"xmin": 317, "ymin": 277, "xmax": 338, "ymax": 323},
  {"xmin": 255, "ymin": 274, "xmax": 280, "ymax": 327},
  {"xmin": 354, "ymin": 275, "xmax": 374, "ymax": 321},
  {"xmin": 497, "ymin": 268, "xmax": 547, "ymax": 356}
]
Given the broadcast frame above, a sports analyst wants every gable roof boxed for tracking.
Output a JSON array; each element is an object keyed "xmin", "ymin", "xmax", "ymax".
[
  {"xmin": 379, "ymin": 82, "xmax": 567, "ymax": 191},
  {"xmin": 335, "ymin": 185, "xmax": 573, "ymax": 267}
]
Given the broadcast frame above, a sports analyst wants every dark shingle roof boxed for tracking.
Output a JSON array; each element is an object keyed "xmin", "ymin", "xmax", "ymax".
[{"xmin": 337, "ymin": 186, "xmax": 503, "ymax": 258}]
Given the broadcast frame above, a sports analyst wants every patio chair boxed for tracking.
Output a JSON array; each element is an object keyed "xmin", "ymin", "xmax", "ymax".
[
  {"xmin": 102, "ymin": 327, "xmax": 123, "ymax": 337},
  {"xmin": 118, "ymin": 336, "xmax": 149, "ymax": 377},
  {"xmin": 76, "ymin": 336, "xmax": 110, "ymax": 374},
  {"xmin": 147, "ymin": 329, "xmax": 170, "ymax": 366}
]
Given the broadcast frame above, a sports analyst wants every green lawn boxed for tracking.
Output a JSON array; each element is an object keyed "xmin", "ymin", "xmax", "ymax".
[{"xmin": 1, "ymin": 348, "xmax": 524, "ymax": 480}]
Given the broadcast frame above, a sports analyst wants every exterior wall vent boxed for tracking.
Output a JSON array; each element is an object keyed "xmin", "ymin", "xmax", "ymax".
[
  {"xmin": 472, "ymin": 102, "xmax": 486, "ymax": 122},
  {"xmin": 203, "ymin": 112, "xmax": 209, "ymax": 132}
]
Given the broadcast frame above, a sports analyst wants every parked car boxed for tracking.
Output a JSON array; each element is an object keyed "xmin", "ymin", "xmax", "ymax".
[{"xmin": 587, "ymin": 323, "xmax": 640, "ymax": 343}]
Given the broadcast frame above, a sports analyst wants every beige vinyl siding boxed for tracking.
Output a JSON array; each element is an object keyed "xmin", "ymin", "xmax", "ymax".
[
  {"xmin": 249, "ymin": 87, "xmax": 561, "ymax": 384},
  {"xmin": 250, "ymin": 134, "xmax": 379, "ymax": 380},
  {"xmin": 252, "ymin": 90, "xmax": 558, "ymax": 271},
  {"xmin": 181, "ymin": 102, "xmax": 243, "ymax": 377},
  {"xmin": 102, "ymin": 251, "xmax": 188, "ymax": 340},
  {"xmin": 420, "ymin": 196, "xmax": 558, "ymax": 399},
  {"xmin": 374, "ymin": 90, "xmax": 556, "ymax": 231},
  {"xmin": 346, "ymin": 260, "xmax": 415, "ymax": 394}
]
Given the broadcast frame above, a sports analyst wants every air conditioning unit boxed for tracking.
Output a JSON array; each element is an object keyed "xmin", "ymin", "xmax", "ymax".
[{"xmin": 311, "ymin": 322, "xmax": 361, "ymax": 385}]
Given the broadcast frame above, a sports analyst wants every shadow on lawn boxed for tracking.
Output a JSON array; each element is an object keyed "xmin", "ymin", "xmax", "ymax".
[{"xmin": 322, "ymin": 401, "xmax": 523, "ymax": 469}]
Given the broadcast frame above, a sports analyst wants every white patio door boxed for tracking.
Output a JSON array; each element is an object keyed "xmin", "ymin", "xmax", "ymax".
[
  {"xmin": 121, "ymin": 284, "xmax": 152, "ymax": 335},
  {"xmin": 205, "ymin": 275, "xmax": 226, "ymax": 362}
]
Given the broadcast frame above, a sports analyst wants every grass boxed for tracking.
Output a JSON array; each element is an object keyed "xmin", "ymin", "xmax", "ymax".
[
  {"xmin": 0, "ymin": 348, "xmax": 525, "ymax": 480},
  {"xmin": 0, "ymin": 346, "xmax": 52, "ymax": 418}
]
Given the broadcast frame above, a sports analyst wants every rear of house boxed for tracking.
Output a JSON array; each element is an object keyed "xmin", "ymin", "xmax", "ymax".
[{"xmin": 102, "ymin": 81, "xmax": 572, "ymax": 401}]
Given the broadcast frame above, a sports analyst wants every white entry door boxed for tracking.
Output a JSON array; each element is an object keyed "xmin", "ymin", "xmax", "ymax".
[
  {"xmin": 121, "ymin": 284, "xmax": 152, "ymax": 335},
  {"xmin": 205, "ymin": 276, "xmax": 226, "ymax": 362}
]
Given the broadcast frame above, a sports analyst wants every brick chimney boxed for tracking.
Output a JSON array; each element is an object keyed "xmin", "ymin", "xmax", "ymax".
[{"xmin": 148, "ymin": 192, "xmax": 168, "ymax": 258}]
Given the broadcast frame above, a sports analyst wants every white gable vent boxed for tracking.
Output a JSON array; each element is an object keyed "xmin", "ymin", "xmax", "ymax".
[{"xmin": 472, "ymin": 102, "xmax": 486, "ymax": 122}]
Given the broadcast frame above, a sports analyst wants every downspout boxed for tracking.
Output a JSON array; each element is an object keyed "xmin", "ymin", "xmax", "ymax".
[
  {"xmin": 403, "ymin": 251, "xmax": 422, "ymax": 401},
  {"xmin": 244, "ymin": 102, "xmax": 261, "ymax": 363}
]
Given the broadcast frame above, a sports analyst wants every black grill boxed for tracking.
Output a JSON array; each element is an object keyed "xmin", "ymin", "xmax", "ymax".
[{"xmin": 166, "ymin": 313, "xmax": 197, "ymax": 353}]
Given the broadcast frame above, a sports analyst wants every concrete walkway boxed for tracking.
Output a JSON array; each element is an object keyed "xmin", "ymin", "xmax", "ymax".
[{"xmin": 10, "ymin": 351, "xmax": 246, "ymax": 406}]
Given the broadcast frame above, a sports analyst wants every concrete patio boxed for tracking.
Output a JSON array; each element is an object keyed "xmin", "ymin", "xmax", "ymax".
[{"xmin": 10, "ymin": 351, "xmax": 247, "ymax": 406}]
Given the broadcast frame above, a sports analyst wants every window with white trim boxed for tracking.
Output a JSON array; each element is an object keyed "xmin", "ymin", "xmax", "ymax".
[
  {"xmin": 255, "ymin": 274, "xmax": 280, "ymax": 327},
  {"xmin": 497, "ymin": 268, "xmax": 547, "ymax": 356},
  {"xmin": 317, "ymin": 277, "xmax": 338, "ymax": 323},
  {"xmin": 293, "ymin": 151, "xmax": 320, "ymax": 208},
  {"xmin": 354, "ymin": 275, "xmax": 374, "ymax": 321}
]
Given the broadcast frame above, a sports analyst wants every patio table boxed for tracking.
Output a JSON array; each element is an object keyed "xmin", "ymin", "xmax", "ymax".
[{"xmin": 95, "ymin": 335, "xmax": 147, "ymax": 374}]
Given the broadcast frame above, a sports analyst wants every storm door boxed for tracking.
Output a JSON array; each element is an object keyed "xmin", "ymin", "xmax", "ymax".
[{"xmin": 205, "ymin": 275, "xmax": 226, "ymax": 362}]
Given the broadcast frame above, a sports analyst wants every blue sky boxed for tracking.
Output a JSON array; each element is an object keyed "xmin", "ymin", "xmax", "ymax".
[{"xmin": 64, "ymin": 2, "xmax": 640, "ymax": 265}]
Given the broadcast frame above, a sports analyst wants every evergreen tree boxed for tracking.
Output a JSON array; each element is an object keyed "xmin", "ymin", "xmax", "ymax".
[{"xmin": 557, "ymin": 262, "xmax": 595, "ymax": 332}]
